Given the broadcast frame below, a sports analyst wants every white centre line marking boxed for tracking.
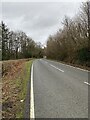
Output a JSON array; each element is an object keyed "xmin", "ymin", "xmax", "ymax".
[
  {"xmin": 50, "ymin": 64, "xmax": 64, "ymax": 72},
  {"xmin": 84, "ymin": 82, "xmax": 90, "ymax": 86},
  {"xmin": 30, "ymin": 64, "xmax": 35, "ymax": 118}
]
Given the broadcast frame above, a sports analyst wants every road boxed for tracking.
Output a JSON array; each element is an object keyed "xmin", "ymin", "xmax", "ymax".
[{"xmin": 31, "ymin": 59, "xmax": 89, "ymax": 118}]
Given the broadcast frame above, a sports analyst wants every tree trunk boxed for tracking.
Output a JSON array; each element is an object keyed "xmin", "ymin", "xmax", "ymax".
[{"xmin": 87, "ymin": 1, "xmax": 90, "ymax": 51}]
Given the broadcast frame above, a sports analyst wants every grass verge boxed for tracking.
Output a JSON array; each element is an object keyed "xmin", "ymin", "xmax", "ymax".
[
  {"xmin": 16, "ymin": 60, "xmax": 33, "ymax": 118},
  {"xmin": 2, "ymin": 59, "xmax": 34, "ymax": 118}
]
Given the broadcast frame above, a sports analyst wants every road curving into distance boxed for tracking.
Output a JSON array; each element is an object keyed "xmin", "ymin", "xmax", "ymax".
[{"xmin": 30, "ymin": 59, "xmax": 89, "ymax": 118}]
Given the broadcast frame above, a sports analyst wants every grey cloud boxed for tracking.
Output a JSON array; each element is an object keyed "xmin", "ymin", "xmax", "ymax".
[{"xmin": 2, "ymin": 2, "xmax": 81, "ymax": 44}]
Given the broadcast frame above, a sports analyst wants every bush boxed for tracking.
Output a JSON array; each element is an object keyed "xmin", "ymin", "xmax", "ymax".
[{"xmin": 78, "ymin": 48, "xmax": 90, "ymax": 62}]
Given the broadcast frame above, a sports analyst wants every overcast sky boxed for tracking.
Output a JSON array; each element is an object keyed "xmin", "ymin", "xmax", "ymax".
[{"xmin": 1, "ymin": 1, "xmax": 84, "ymax": 45}]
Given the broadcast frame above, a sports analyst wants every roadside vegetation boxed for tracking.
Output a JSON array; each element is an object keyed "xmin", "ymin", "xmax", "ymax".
[
  {"xmin": 1, "ymin": 15, "xmax": 43, "ymax": 118},
  {"xmin": 2, "ymin": 59, "xmax": 33, "ymax": 118},
  {"xmin": 1, "ymin": 22, "xmax": 43, "ymax": 60},
  {"xmin": 45, "ymin": 2, "xmax": 90, "ymax": 69},
  {"xmin": 1, "ymin": 1, "xmax": 90, "ymax": 119},
  {"xmin": 1, "ymin": 2, "xmax": 90, "ymax": 69}
]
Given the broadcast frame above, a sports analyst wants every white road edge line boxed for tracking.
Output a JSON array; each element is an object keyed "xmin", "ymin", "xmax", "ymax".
[
  {"xmin": 30, "ymin": 64, "xmax": 35, "ymax": 118},
  {"xmin": 46, "ymin": 59, "xmax": 88, "ymax": 72},
  {"xmin": 84, "ymin": 82, "xmax": 90, "ymax": 86},
  {"xmin": 59, "ymin": 62, "xmax": 88, "ymax": 72},
  {"xmin": 50, "ymin": 64, "xmax": 64, "ymax": 72}
]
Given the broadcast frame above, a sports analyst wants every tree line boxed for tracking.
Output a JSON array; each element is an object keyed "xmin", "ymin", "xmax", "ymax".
[
  {"xmin": 0, "ymin": 25, "xmax": 1, "ymax": 60},
  {"xmin": 46, "ymin": 2, "xmax": 90, "ymax": 67},
  {"xmin": 1, "ymin": 22, "xmax": 43, "ymax": 60}
]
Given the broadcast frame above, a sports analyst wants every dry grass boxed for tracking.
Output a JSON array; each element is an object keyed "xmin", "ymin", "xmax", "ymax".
[{"xmin": 2, "ymin": 59, "xmax": 32, "ymax": 118}]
